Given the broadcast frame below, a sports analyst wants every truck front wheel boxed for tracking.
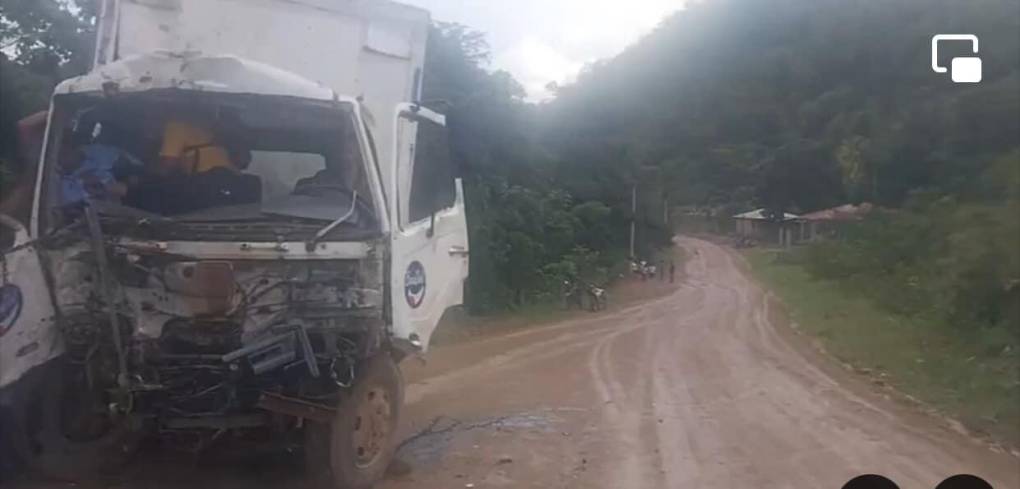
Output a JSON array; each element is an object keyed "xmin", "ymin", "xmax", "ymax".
[{"xmin": 306, "ymin": 353, "xmax": 404, "ymax": 489}]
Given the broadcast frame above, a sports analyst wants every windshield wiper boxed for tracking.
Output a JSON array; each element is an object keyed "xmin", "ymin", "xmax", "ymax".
[{"xmin": 305, "ymin": 191, "xmax": 358, "ymax": 252}]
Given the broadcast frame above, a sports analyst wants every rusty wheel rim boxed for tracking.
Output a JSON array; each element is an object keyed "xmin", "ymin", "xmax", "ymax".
[{"xmin": 352, "ymin": 386, "xmax": 392, "ymax": 468}]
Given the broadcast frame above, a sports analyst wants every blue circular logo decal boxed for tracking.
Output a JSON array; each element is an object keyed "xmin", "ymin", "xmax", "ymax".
[
  {"xmin": 404, "ymin": 261, "xmax": 426, "ymax": 309},
  {"xmin": 0, "ymin": 284, "xmax": 24, "ymax": 337}
]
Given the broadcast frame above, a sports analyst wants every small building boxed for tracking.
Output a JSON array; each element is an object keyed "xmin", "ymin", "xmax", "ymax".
[
  {"xmin": 797, "ymin": 203, "xmax": 873, "ymax": 241},
  {"xmin": 733, "ymin": 208, "xmax": 800, "ymax": 246}
]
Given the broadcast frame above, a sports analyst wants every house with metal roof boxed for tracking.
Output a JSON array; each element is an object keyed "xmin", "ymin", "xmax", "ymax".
[
  {"xmin": 732, "ymin": 208, "xmax": 800, "ymax": 246},
  {"xmin": 798, "ymin": 203, "xmax": 874, "ymax": 241}
]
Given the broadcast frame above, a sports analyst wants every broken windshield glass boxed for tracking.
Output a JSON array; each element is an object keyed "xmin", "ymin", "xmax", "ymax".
[{"xmin": 45, "ymin": 91, "xmax": 375, "ymax": 231}]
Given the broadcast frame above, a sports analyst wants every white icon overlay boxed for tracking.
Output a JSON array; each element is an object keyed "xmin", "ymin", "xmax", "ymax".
[{"xmin": 932, "ymin": 34, "xmax": 981, "ymax": 83}]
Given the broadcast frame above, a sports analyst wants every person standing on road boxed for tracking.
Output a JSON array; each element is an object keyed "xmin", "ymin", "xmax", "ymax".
[{"xmin": 669, "ymin": 260, "xmax": 676, "ymax": 283}]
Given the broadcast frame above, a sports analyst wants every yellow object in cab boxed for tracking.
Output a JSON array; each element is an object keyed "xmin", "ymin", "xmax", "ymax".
[{"xmin": 159, "ymin": 120, "xmax": 232, "ymax": 174}]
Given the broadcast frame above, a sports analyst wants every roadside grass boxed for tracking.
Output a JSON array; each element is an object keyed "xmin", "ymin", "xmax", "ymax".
[{"xmin": 746, "ymin": 249, "xmax": 1020, "ymax": 447}]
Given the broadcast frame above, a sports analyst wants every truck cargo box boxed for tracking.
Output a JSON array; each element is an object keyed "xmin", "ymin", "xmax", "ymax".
[{"xmin": 94, "ymin": 0, "xmax": 430, "ymax": 197}]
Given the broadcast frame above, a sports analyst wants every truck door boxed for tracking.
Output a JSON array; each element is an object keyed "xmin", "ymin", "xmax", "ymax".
[
  {"xmin": 0, "ymin": 216, "xmax": 62, "ymax": 390},
  {"xmin": 389, "ymin": 105, "xmax": 468, "ymax": 351}
]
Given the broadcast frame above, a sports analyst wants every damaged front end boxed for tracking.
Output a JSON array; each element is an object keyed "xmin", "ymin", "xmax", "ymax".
[
  {"xmin": 51, "ymin": 220, "xmax": 387, "ymax": 440},
  {"xmin": 31, "ymin": 81, "xmax": 395, "ymax": 444}
]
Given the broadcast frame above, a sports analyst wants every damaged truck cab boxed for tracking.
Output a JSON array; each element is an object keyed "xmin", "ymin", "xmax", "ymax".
[{"xmin": 0, "ymin": 1, "xmax": 467, "ymax": 486}]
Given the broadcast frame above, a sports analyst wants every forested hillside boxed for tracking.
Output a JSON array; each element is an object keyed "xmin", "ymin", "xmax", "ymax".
[
  {"xmin": 541, "ymin": 0, "xmax": 1019, "ymax": 345},
  {"xmin": 545, "ymin": 0, "xmax": 1018, "ymax": 213}
]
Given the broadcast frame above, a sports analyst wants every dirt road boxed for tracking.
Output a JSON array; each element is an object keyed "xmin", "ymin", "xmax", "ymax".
[
  {"xmin": 16, "ymin": 237, "xmax": 1018, "ymax": 488},
  {"xmin": 383, "ymin": 237, "xmax": 1018, "ymax": 489}
]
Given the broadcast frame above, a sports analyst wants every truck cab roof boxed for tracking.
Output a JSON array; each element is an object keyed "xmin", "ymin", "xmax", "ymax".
[{"xmin": 55, "ymin": 52, "xmax": 340, "ymax": 102}]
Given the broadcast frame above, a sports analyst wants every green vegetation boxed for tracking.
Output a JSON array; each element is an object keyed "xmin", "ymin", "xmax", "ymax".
[
  {"xmin": 0, "ymin": 0, "xmax": 97, "ymax": 188},
  {"xmin": 405, "ymin": 23, "xmax": 673, "ymax": 312},
  {"xmin": 753, "ymin": 151, "xmax": 1020, "ymax": 444},
  {"xmin": 545, "ymin": 0, "xmax": 1019, "ymax": 214},
  {"xmin": 749, "ymin": 243, "xmax": 1019, "ymax": 445}
]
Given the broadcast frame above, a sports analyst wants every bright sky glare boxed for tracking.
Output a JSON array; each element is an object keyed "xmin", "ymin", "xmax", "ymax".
[{"xmin": 401, "ymin": 0, "xmax": 687, "ymax": 101}]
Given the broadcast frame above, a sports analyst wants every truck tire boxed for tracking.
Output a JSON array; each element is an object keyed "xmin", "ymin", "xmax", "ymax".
[
  {"xmin": 15, "ymin": 358, "xmax": 128, "ymax": 480},
  {"xmin": 306, "ymin": 353, "xmax": 404, "ymax": 489}
]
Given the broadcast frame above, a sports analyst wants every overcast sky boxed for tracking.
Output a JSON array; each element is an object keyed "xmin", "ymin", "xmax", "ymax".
[{"xmin": 401, "ymin": 0, "xmax": 687, "ymax": 100}]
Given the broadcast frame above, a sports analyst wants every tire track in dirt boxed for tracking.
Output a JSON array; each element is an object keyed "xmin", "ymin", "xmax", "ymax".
[
  {"xmin": 391, "ymin": 237, "xmax": 1019, "ymax": 489},
  {"xmin": 587, "ymin": 286, "xmax": 707, "ymax": 489},
  {"xmin": 661, "ymin": 238, "xmax": 1019, "ymax": 488},
  {"xmin": 404, "ymin": 293, "xmax": 681, "ymax": 406}
]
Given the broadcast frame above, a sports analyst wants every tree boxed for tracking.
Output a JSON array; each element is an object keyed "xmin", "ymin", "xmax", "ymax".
[
  {"xmin": 1, "ymin": 0, "xmax": 96, "ymax": 187},
  {"xmin": 423, "ymin": 24, "xmax": 646, "ymax": 311},
  {"xmin": 0, "ymin": 0, "xmax": 96, "ymax": 78}
]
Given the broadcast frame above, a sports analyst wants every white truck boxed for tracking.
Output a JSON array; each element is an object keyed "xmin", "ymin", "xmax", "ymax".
[{"xmin": 0, "ymin": 1, "xmax": 468, "ymax": 486}]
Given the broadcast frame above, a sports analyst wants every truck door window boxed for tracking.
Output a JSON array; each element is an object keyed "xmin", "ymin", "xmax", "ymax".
[{"xmin": 407, "ymin": 119, "xmax": 455, "ymax": 224}]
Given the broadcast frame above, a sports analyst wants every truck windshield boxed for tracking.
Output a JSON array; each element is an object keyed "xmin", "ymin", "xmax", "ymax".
[{"xmin": 43, "ymin": 91, "xmax": 375, "ymax": 232}]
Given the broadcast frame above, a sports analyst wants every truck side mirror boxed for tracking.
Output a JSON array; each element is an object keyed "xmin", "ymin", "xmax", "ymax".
[{"xmin": 454, "ymin": 178, "xmax": 464, "ymax": 206}]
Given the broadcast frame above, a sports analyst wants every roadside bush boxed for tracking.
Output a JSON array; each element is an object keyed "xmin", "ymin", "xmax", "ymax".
[{"xmin": 799, "ymin": 185, "xmax": 1019, "ymax": 354}]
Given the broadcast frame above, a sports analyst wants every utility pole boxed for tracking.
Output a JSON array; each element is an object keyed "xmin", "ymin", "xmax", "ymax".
[
  {"xmin": 629, "ymin": 183, "xmax": 637, "ymax": 258},
  {"xmin": 663, "ymin": 197, "xmax": 669, "ymax": 226},
  {"xmin": 629, "ymin": 165, "xmax": 658, "ymax": 258}
]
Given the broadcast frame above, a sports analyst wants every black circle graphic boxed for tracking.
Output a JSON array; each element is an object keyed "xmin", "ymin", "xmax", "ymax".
[
  {"xmin": 935, "ymin": 474, "xmax": 994, "ymax": 489},
  {"xmin": 842, "ymin": 474, "xmax": 900, "ymax": 489},
  {"xmin": 404, "ymin": 261, "xmax": 426, "ymax": 309}
]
